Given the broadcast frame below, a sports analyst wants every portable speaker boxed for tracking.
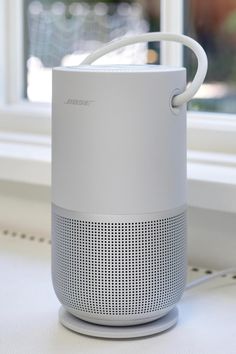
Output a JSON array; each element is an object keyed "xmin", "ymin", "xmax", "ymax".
[{"xmin": 52, "ymin": 32, "xmax": 207, "ymax": 338}]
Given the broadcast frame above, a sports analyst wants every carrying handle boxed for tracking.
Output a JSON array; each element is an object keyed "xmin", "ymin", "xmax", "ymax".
[{"xmin": 81, "ymin": 32, "xmax": 208, "ymax": 107}]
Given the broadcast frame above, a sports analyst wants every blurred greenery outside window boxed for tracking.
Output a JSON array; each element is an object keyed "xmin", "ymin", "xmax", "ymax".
[
  {"xmin": 24, "ymin": 0, "xmax": 236, "ymax": 115},
  {"xmin": 185, "ymin": 0, "xmax": 236, "ymax": 114},
  {"xmin": 24, "ymin": 0, "xmax": 160, "ymax": 102}
]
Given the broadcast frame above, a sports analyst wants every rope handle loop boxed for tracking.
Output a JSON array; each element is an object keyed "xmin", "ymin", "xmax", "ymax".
[{"xmin": 81, "ymin": 32, "xmax": 208, "ymax": 107}]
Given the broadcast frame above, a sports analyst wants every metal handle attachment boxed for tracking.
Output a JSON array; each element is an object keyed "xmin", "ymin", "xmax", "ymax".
[{"xmin": 81, "ymin": 32, "xmax": 208, "ymax": 107}]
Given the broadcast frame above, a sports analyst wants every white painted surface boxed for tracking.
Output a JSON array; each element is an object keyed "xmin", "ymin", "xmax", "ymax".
[
  {"xmin": 188, "ymin": 207, "xmax": 236, "ymax": 269},
  {"xmin": 160, "ymin": 0, "xmax": 183, "ymax": 66},
  {"xmin": 1, "ymin": 231, "xmax": 236, "ymax": 354},
  {"xmin": 0, "ymin": 181, "xmax": 50, "ymax": 239}
]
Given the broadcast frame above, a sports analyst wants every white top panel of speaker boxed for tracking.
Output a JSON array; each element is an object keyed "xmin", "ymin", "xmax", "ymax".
[{"xmin": 54, "ymin": 64, "xmax": 185, "ymax": 73}]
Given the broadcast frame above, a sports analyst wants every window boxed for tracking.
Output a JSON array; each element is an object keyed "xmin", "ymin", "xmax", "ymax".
[
  {"xmin": 0, "ymin": 0, "xmax": 235, "ymax": 153},
  {"xmin": 185, "ymin": 0, "xmax": 236, "ymax": 114},
  {"xmin": 22, "ymin": 0, "xmax": 236, "ymax": 115},
  {"xmin": 24, "ymin": 0, "xmax": 160, "ymax": 103}
]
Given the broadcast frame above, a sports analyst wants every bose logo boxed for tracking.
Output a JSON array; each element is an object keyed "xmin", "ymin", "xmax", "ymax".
[{"xmin": 64, "ymin": 99, "xmax": 94, "ymax": 106}]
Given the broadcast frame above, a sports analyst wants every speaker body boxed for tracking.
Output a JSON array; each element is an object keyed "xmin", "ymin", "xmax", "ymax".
[{"xmin": 52, "ymin": 65, "xmax": 187, "ymax": 326}]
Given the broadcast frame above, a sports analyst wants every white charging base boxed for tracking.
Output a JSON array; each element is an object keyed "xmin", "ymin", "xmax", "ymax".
[{"xmin": 59, "ymin": 306, "xmax": 178, "ymax": 339}]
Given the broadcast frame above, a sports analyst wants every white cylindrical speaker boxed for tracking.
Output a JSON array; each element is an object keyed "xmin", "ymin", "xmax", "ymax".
[{"xmin": 52, "ymin": 33, "xmax": 207, "ymax": 338}]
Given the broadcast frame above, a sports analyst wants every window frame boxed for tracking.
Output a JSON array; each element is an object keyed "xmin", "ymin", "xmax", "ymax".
[{"xmin": 0, "ymin": 0, "xmax": 236, "ymax": 153}]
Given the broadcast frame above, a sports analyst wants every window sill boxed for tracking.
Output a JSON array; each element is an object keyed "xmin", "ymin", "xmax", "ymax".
[
  {"xmin": 1, "ymin": 104, "xmax": 236, "ymax": 153},
  {"xmin": 0, "ymin": 132, "xmax": 51, "ymax": 186},
  {"xmin": 188, "ymin": 150, "xmax": 236, "ymax": 213},
  {"xmin": 0, "ymin": 131, "xmax": 235, "ymax": 213}
]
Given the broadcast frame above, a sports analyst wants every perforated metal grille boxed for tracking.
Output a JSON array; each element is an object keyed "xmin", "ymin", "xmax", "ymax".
[{"xmin": 52, "ymin": 211, "xmax": 186, "ymax": 316}]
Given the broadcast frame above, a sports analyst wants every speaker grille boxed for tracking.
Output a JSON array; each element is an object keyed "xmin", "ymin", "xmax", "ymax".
[{"xmin": 52, "ymin": 211, "xmax": 186, "ymax": 316}]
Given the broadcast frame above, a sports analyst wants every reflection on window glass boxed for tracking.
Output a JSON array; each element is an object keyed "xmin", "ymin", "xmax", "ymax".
[
  {"xmin": 185, "ymin": 0, "xmax": 236, "ymax": 113},
  {"xmin": 24, "ymin": 0, "xmax": 160, "ymax": 102}
]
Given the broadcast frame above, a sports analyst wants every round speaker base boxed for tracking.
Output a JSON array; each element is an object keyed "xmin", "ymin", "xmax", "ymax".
[{"xmin": 59, "ymin": 306, "xmax": 178, "ymax": 339}]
